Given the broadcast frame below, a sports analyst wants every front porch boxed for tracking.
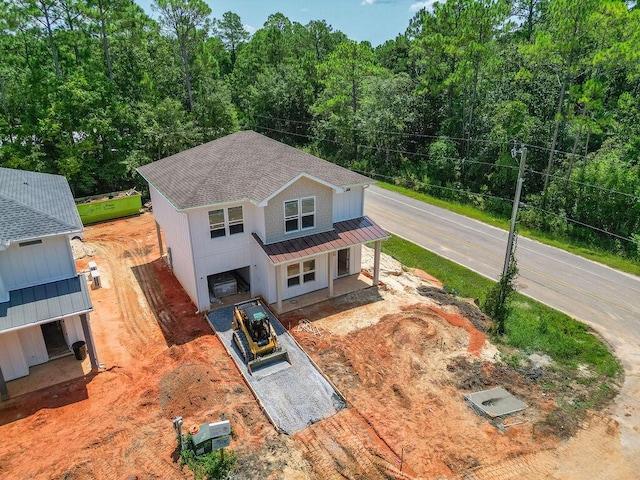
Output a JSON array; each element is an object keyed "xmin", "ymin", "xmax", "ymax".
[
  {"xmin": 4, "ymin": 353, "xmax": 92, "ymax": 399},
  {"xmin": 207, "ymin": 271, "xmax": 375, "ymax": 315}
]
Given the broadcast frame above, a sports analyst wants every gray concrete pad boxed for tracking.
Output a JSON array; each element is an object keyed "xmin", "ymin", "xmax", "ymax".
[
  {"xmin": 465, "ymin": 387, "xmax": 528, "ymax": 418},
  {"xmin": 206, "ymin": 306, "xmax": 345, "ymax": 434}
]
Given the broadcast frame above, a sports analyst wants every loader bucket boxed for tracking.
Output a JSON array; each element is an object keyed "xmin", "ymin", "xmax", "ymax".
[{"xmin": 248, "ymin": 349, "xmax": 291, "ymax": 374}]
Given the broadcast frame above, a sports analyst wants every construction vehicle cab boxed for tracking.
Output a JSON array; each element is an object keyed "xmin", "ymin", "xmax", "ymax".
[{"xmin": 232, "ymin": 298, "xmax": 291, "ymax": 373}]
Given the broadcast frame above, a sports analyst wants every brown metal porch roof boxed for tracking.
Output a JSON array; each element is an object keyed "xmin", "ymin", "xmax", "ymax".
[{"xmin": 253, "ymin": 216, "xmax": 388, "ymax": 265}]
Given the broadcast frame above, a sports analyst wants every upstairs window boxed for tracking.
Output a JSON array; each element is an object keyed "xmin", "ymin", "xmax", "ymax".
[
  {"xmin": 228, "ymin": 206, "xmax": 244, "ymax": 234},
  {"xmin": 209, "ymin": 206, "xmax": 244, "ymax": 238},
  {"xmin": 284, "ymin": 197, "xmax": 315, "ymax": 233},
  {"xmin": 209, "ymin": 209, "xmax": 225, "ymax": 238}
]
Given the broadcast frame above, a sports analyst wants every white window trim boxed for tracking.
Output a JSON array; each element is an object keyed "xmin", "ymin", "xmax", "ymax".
[
  {"xmin": 209, "ymin": 206, "xmax": 244, "ymax": 239},
  {"xmin": 284, "ymin": 196, "xmax": 315, "ymax": 234},
  {"xmin": 286, "ymin": 259, "xmax": 316, "ymax": 288}
]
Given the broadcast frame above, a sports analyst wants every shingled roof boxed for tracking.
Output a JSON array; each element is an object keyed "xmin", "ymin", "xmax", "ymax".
[
  {"xmin": 137, "ymin": 131, "xmax": 373, "ymax": 210},
  {"xmin": 0, "ymin": 167, "xmax": 83, "ymax": 244}
]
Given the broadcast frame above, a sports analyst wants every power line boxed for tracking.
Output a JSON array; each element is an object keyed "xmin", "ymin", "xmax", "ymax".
[
  {"xmin": 254, "ymin": 124, "xmax": 519, "ymax": 172},
  {"xmin": 521, "ymin": 204, "xmax": 636, "ymax": 244},
  {"xmin": 254, "ymin": 121, "xmax": 636, "ymax": 201},
  {"xmin": 252, "ymin": 124, "xmax": 637, "ymax": 243},
  {"xmin": 524, "ymin": 168, "xmax": 639, "ymax": 200},
  {"xmin": 253, "ymin": 113, "xmax": 592, "ymax": 160}
]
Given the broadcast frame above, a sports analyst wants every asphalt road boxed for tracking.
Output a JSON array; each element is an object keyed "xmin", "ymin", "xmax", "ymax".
[
  {"xmin": 365, "ymin": 183, "xmax": 640, "ymax": 475},
  {"xmin": 364, "ymin": 185, "xmax": 640, "ymax": 359}
]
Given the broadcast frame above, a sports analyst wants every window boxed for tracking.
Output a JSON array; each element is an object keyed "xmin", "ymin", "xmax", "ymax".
[
  {"xmin": 209, "ymin": 209, "xmax": 225, "ymax": 238},
  {"xmin": 287, "ymin": 263, "xmax": 300, "ymax": 287},
  {"xmin": 284, "ymin": 200, "xmax": 299, "ymax": 232},
  {"xmin": 303, "ymin": 259, "xmax": 316, "ymax": 283},
  {"xmin": 209, "ymin": 206, "xmax": 244, "ymax": 238},
  {"xmin": 19, "ymin": 239, "xmax": 43, "ymax": 247},
  {"xmin": 284, "ymin": 197, "xmax": 315, "ymax": 233},
  {"xmin": 228, "ymin": 206, "xmax": 244, "ymax": 234},
  {"xmin": 286, "ymin": 259, "xmax": 316, "ymax": 287}
]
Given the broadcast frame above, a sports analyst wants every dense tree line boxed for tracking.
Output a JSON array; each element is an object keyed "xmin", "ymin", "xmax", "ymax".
[{"xmin": 0, "ymin": 0, "xmax": 638, "ymax": 257}]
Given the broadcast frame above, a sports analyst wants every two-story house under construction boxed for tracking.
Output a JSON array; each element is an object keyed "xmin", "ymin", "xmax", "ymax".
[
  {"xmin": 137, "ymin": 131, "xmax": 388, "ymax": 313},
  {"xmin": 0, "ymin": 167, "xmax": 99, "ymax": 400}
]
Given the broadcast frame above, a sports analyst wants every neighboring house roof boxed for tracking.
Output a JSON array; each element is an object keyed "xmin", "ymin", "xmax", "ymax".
[
  {"xmin": 0, "ymin": 167, "xmax": 83, "ymax": 243},
  {"xmin": 253, "ymin": 216, "xmax": 389, "ymax": 265},
  {"xmin": 137, "ymin": 131, "xmax": 373, "ymax": 210},
  {"xmin": 0, "ymin": 276, "xmax": 92, "ymax": 333}
]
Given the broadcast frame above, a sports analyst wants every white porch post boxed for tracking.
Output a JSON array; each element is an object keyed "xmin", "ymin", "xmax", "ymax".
[
  {"xmin": 373, "ymin": 240, "xmax": 382, "ymax": 287},
  {"xmin": 155, "ymin": 221, "xmax": 164, "ymax": 257},
  {"xmin": 328, "ymin": 251, "xmax": 335, "ymax": 297},
  {"xmin": 0, "ymin": 364, "xmax": 8, "ymax": 400},
  {"xmin": 275, "ymin": 264, "xmax": 282, "ymax": 313},
  {"xmin": 80, "ymin": 313, "xmax": 99, "ymax": 370}
]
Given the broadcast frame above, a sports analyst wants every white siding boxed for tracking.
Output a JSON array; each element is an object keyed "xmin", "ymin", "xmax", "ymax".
[
  {"xmin": 333, "ymin": 186, "xmax": 365, "ymax": 222},
  {"xmin": 0, "ymin": 270, "xmax": 7, "ymax": 303},
  {"xmin": 251, "ymin": 246, "xmax": 271, "ymax": 301},
  {"xmin": 17, "ymin": 326, "xmax": 48, "ymax": 367},
  {"xmin": 263, "ymin": 178, "xmax": 334, "ymax": 244},
  {"xmin": 281, "ymin": 254, "xmax": 329, "ymax": 299},
  {"xmin": 149, "ymin": 186, "xmax": 197, "ymax": 306},
  {"xmin": 64, "ymin": 315, "xmax": 86, "ymax": 345},
  {"xmin": 0, "ymin": 331, "xmax": 29, "ymax": 381},
  {"xmin": 188, "ymin": 203, "xmax": 257, "ymax": 311},
  {"xmin": 0, "ymin": 236, "xmax": 76, "ymax": 290}
]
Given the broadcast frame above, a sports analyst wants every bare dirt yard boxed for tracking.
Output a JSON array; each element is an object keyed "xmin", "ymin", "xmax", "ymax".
[{"xmin": 0, "ymin": 213, "xmax": 631, "ymax": 479}]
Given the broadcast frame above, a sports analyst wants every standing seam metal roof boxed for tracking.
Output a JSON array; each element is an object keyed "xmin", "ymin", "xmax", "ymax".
[
  {"xmin": 136, "ymin": 131, "xmax": 373, "ymax": 210},
  {"xmin": 253, "ymin": 216, "xmax": 389, "ymax": 264},
  {"xmin": 0, "ymin": 276, "xmax": 93, "ymax": 332},
  {"xmin": 0, "ymin": 167, "xmax": 83, "ymax": 243}
]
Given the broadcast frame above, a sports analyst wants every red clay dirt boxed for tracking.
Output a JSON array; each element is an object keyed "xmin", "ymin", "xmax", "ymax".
[{"xmin": 0, "ymin": 213, "xmax": 620, "ymax": 479}]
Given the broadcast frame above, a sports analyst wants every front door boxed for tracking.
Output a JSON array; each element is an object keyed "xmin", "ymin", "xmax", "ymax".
[
  {"xmin": 40, "ymin": 320, "xmax": 69, "ymax": 358},
  {"xmin": 337, "ymin": 248, "xmax": 350, "ymax": 277}
]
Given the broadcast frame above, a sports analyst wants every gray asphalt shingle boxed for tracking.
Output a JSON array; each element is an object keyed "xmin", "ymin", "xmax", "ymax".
[
  {"xmin": 0, "ymin": 167, "xmax": 83, "ymax": 243},
  {"xmin": 137, "ymin": 131, "xmax": 373, "ymax": 210}
]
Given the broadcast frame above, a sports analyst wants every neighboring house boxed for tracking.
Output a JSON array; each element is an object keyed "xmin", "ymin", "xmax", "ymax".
[
  {"xmin": 137, "ymin": 130, "xmax": 389, "ymax": 313},
  {"xmin": 0, "ymin": 167, "xmax": 99, "ymax": 400}
]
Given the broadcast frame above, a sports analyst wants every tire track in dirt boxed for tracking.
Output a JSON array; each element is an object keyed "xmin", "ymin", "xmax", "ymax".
[{"xmin": 295, "ymin": 409, "xmax": 415, "ymax": 479}]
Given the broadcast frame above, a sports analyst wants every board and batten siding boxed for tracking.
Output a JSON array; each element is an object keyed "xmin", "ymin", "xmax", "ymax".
[
  {"xmin": 149, "ymin": 186, "xmax": 197, "ymax": 307},
  {"xmin": 333, "ymin": 186, "xmax": 365, "ymax": 222},
  {"xmin": 0, "ymin": 331, "xmax": 29, "ymax": 381},
  {"xmin": 17, "ymin": 326, "xmax": 49, "ymax": 367},
  {"xmin": 263, "ymin": 177, "xmax": 334, "ymax": 244},
  {"xmin": 188, "ymin": 202, "xmax": 257, "ymax": 311},
  {"xmin": 0, "ymin": 235, "xmax": 76, "ymax": 291}
]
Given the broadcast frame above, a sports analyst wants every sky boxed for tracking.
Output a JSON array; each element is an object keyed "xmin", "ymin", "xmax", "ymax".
[{"xmin": 137, "ymin": 0, "xmax": 438, "ymax": 47}]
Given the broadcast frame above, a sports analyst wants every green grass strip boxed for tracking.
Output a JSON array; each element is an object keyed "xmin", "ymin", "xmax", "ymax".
[
  {"xmin": 379, "ymin": 182, "xmax": 640, "ymax": 277},
  {"xmin": 381, "ymin": 235, "xmax": 622, "ymax": 378}
]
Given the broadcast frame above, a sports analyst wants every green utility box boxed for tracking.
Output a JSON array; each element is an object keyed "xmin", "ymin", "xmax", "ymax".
[{"xmin": 76, "ymin": 190, "xmax": 142, "ymax": 225}]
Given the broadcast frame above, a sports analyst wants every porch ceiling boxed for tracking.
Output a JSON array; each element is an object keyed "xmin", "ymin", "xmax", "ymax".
[
  {"xmin": 0, "ymin": 275, "xmax": 92, "ymax": 332},
  {"xmin": 253, "ymin": 216, "xmax": 389, "ymax": 265}
]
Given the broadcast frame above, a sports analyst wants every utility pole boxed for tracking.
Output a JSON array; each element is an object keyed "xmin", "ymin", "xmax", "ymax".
[{"xmin": 502, "ymin": 143, "xmax": 527, "ymax": 279}]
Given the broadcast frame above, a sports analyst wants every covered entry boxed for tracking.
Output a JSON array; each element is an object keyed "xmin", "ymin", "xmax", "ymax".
[
  {"xmin": 41, "ymin": 320, "xmax": 69, "ymax": 358},
  {"xmin": 0, "ymin": 276, "xmax": 99, "ymax": 400},
  {"xmin": 253, "ymin": 216, "xmax": 389, "ymax": 312}
]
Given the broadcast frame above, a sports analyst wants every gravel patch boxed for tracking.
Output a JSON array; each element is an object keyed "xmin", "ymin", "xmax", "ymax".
[{"xmin": 207, "ymin": 306, "xmax": 345, "ymax": 434}]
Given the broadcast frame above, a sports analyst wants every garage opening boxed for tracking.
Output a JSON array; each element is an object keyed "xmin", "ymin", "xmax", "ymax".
[
  {"xmin": 207, "ymin": 267, "xmax": 250, "ymax": 302},
  {"xmin": 41, "ymin": 320, "xmax": 69, "ymax": 358}
]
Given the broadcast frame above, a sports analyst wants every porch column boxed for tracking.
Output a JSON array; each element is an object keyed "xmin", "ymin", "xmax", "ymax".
[
  {"xmin": 155, "ymin": 221, "xmax": 164, "ymax": 257},
  {"xmin": 80, "ymin": 313, "xmax": 99, "ymax": 370},
  {"xmin": 275, "ymin": 264, "xmax": 282, "ymax": 313},
  {"xmin": 327, "ymin": 251, "xmax": 335, "ymax": 298},
  {"xmin": 373, "ymin": 240, "xmax": 382, "ymax": 287},
  {"xmin": 0, "ymin": 364, "xmax": 8, "ymax": 401}
]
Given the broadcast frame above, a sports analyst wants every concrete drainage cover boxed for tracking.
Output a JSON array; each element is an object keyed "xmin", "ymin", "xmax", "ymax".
[
  {"xmin": 206, "ymin": 306, "xmax": 345, "ymax": 435},
  {"xmin": 465, "ymin": 387, "xmax": 527, "ymax": 418}
]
